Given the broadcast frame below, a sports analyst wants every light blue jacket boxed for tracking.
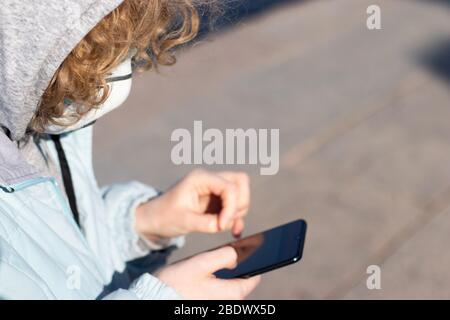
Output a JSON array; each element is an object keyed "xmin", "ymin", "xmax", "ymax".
[{"xmin": 0, "ymin": 127, "xmax": 183, "ymax": 299}]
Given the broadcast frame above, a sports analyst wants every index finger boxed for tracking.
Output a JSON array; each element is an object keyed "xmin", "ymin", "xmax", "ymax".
[
  {"xmin": 217, "ymin": 171, "xmax": 250, "ymax": 216},
  {"xmin": 191, "ymin": 171, "xmax": 238, "ymax": 231}
]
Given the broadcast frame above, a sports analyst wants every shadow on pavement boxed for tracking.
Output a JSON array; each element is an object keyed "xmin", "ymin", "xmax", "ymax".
[
  {"xmin": 199, "ymin": 0, "xmax": 305, "ymax": 35},
  {"xmin": 418, "ymin": 37, "xmax": 450, "ymax": 85}
]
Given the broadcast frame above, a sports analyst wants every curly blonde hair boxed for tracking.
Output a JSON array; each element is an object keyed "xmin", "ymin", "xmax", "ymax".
[{"xmin": 32, "ymin": 0, "xmax": 206, "ymax": 132}]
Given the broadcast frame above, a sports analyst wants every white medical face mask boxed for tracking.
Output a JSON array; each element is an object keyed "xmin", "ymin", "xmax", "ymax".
[{"xmin": 44, "ymin": 55, "xmax": 133, "ymax": 134}]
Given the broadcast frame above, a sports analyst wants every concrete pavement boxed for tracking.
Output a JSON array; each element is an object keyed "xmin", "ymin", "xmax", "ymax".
[{"xmin": 93, "ymin": 0, "xmax": 450, "ymax": 299}]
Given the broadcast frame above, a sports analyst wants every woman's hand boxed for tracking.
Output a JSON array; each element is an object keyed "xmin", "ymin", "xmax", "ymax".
[
  {"xmin": 156, "ymin": 246, "xmax": 261, "ymax": 299},
  {"xmin": 135, "ymin": 169, "xmax": 250, "ymax": 239}
]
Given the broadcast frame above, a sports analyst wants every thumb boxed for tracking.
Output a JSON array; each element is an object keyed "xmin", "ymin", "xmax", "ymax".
[
  {"xmin": 193, "ymin": 246, "xmax": 238, "ymax": 274},
  {"xmin": 185, "ymin": 211, "xmax": 220, "ymax": 234}
]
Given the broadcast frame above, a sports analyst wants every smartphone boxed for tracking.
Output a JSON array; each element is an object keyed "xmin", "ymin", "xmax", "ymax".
[{"xmin": 213, "ymin": 219, "xmax": 307, "ymax": 279}]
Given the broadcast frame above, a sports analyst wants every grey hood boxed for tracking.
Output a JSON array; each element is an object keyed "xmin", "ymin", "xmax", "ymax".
[{"xmin": 0, "ymin": 0, "xmax": 124, "ymax": 141}]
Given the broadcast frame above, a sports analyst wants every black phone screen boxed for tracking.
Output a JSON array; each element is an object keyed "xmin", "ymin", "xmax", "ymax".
[{"xmin": 214, "ymin": 219, "xmax": 307, "ymax": 279}]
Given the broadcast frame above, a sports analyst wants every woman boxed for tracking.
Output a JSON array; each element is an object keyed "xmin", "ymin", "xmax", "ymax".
[{"xmin": 0, "ymin": 0, "xmax": 260, "ymax": 299}]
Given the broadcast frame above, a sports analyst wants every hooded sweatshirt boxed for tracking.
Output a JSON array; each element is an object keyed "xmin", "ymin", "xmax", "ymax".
[
  {"xmin": 0, "ymin": 0, "xmax": 125, "ymax": 141},
  {"xmin": 0, "ymin": 1, "xmax": 182, "ymax": 299}
]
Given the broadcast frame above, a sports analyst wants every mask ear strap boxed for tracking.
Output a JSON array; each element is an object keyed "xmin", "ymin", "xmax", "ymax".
[{"xmin": 105, "ymin": 72, "xmax": 133, "ymax": 83}]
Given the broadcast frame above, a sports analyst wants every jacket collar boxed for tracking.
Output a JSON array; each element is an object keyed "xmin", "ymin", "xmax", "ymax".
[{"xmin": 0, "ymin": 131, "xmax": 42, "ymax": 187}]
